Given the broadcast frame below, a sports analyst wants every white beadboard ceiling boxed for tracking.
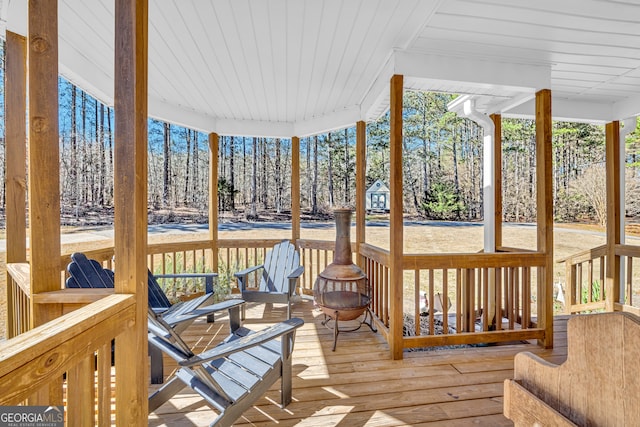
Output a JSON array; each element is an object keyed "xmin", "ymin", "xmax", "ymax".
[{"xmin": 1, "ymin": 0, "xmax": 640, "ymax": 136}]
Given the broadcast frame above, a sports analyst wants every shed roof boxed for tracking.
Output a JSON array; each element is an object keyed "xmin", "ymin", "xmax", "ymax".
[
  {"xmin": 366, "ymin": 180, "xmax": 390, "ymax": 194},
  {"xmin": 2, "ymin": 0, "xmax": 639, "ymax": 137}
]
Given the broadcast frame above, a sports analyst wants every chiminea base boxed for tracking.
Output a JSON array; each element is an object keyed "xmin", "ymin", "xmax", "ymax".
[{"xmin": 320, "ymin": 308, "xmax": 377, "ymax": 351}]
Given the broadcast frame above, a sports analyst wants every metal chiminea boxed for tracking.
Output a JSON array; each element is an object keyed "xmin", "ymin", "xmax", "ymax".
[{"xmin": 313, "ymin": 208, "xmax": 376, "ymax": 351}]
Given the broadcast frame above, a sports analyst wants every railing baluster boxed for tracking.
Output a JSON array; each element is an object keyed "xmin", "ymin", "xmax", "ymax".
[
  {"xmin": 414, "ymin": 270, "xmax": 421, "ymax": 335},
  {"xmin": 482, "ymin": 268, "xmax": 489, "ymax": 331},
  {"xmin": 442, "ymin": 268, "xmax": 449, "ymax": 333}
]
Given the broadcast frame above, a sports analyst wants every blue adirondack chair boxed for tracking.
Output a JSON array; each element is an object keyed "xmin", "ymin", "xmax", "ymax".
[
  {"xmin": 66, "ymin": 252, "xmax": 220, "ymax": 383},
  {"xmin": 234, "ymin": 240, "xmax": 304, "ymax": 320},
  {"xmin": 148, "ymin": 302, "xmax": 303, "ymax": 426}
]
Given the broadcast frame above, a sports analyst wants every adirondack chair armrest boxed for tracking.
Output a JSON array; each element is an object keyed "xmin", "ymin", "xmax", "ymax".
[
  {"xmin": 234, "ymin": 265, "xmax": 264, "ymax": 290},
  {"xmin": 154, "ymin": 272, "xmax": 218, "ymax": 294},
  {"xmin": 287, "ymin": 266, "xmax": 304, "ymax": 280},
  {"xmin": 162, "ymin": 299, "xmax": 244, "ymax": 331},
  {"xmin": 180, "ymin": 317, "xmax": 304, "ymax": 366},
  {"xmin": 286, "ymin": 266, "xmax": 304, "ymax": 296}
]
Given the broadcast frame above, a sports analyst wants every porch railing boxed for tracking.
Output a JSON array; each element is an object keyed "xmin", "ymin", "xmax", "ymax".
[
  {"xmin": 9, "ymin": 237, "xmax": 551, "ymax": 356},
  {"xmin": 0, "ymin": 294, "xmax": 135, "ymax": 424},
  {"xmin": 359, "ymin": 244, "xmax": 547, "ymax": 349},
  {"xmin": 561, "ymin": 243, "xmax": 640, "ymax": 315},
  {"xmin": 5, "ymin": 263, "xmax": 32, "ymax": 338}
]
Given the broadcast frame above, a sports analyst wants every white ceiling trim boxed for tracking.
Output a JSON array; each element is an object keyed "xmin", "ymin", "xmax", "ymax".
[
  {"xmin": 612, "ymin": 94, "xmax": 640, "ymax": 120},
  {"xmin": 504, "ymin": 97, "xmax": 614, "ymax": 124},
  {"xmin": 149, "ymin": 96, "xmax": 217, "ymax": 135},
  {"xmin": 394, "ymin": 51, "xmax": 551, "ymax": 93},
  {"xmin": 213, "ymin": 118, "xmax": 294, "ymax": 139},
  {"xmin": 293, "ymin": 105, "xmax": 361, "ymax": 138}
]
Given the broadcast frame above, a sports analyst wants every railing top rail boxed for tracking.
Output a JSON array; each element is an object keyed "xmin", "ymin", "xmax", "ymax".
[
  {"xmin": 556, "ymin": 244, "xmax": 607, "ymax": 264},
  {"xmin": 0, "ymin": 294, "xmax": 135, "ymax": 377},
  {"xmin": 403, "ymin": 251, "xmax": 546, "ymax": 269},
  {"xmin": 6, "ymin": 263, "xmax": 31, "ymax": 295},
  {"xmin": 615, "ymin": 243, "xmax": 640, "ymax": 258},
  {"xmin": 217, "ymin": 238, "xmax": 284, "ymax": 249}
]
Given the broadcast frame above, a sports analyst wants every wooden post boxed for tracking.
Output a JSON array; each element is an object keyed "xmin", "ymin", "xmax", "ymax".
[
  {"xmin": 605, "ymin": 121, "xmax": 621, "ymax": 311},
  {"xmin": 114, "ymin": 0, "xmax": 148, "ymax": 423},
  {"xmin": 356, "ymin": 121, "xmax": 366, "ymax": 266},
  {"xmin": 535, "ymin": 89, "xmax": 554, "ymax": 348},
  {"xmin": 209, "ymin": 132, "xmax": 219, "ymax": 271},
  {"xmin": 28, "ymin": 0, "xmax": 61, "ymax": 327},
  {"xmin": 5, "ymin": 31, "xmax": 27, "ymax": 264},
  {"xmin": 26, "ymin": 0, "xmax": 63, "ymax": 406},
  {"xmin": 491, "ymin": 114, "xmax": 502, "ymax": 249},
  {"xmin": 389, "ymin": 75, "xmax": 404, "ymax": 360},
  {"xmin": 291, "ymin": 136, "xmax": 301, "ymax": 243}
]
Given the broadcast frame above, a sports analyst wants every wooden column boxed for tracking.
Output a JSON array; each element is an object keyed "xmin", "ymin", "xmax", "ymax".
[
  {"xmin": 491, "ymin": 114, "xmax": 502, "ymax": 249},
  {"xmin": 535, "ymin": 89, "xmax": 554, "ymax": 348},
  {"xmin": 209, "ymin": 132, "xmax": 219, "ymax": 271},
  {"xmin": 605, "ymin": 121, "xmax": 621, "ymax": 311},
  {"xmin": 5, "ymin": 31, "xmax": 27, "ymax": 264},
  {"xmin": 488, "ymin": 113, "xmax": 502, "ymax": 330},
  {"xmin": 26, "ymin": 1, "xmax": 63, "ymax": 406},
  {"xmin": 28, "ymin": 0, "xmax": 61, "ymax": 327},
  {"xmin": 291, "ymin": 136, "xmax": 301, "ymax": 243},
  {"xmin": 389, "ymin": 75, "xmax": 404, "ymax": 359},
  {"xmin": 356, "ymin": 121, "xmax": 366, "ymax": 265},
  {"xmin": 114, "ymin": 0, "xmax": 148, "ymax": 423}
]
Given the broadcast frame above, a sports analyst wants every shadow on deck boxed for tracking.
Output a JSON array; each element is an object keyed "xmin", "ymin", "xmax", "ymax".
[{"xmin": 148, "ymin": 298, "xmax": 568, "ymax": 426}]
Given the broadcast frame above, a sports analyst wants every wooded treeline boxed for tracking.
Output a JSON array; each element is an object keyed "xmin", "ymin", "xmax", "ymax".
[{"xmin": 1, "ymin": 48, "xmax": 639, "ymax": 226}]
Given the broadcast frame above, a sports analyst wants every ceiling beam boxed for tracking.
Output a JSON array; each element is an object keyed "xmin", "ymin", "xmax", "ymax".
[
  {"xmin": 504, "ymin": 97, "xmax": 614, "ymax": 124},
  {"xmin": 394, "ymin": 51, "xmax": 550, "ymax": 93},
  {"xmin": 613, "ymin": 94, "xmax": 640, "ymax": 120}
]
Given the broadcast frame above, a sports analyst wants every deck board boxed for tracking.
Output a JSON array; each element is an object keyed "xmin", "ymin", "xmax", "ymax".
[{"xmin": 148, "ymin": 299, "xmax": 568, "ymax": 426}]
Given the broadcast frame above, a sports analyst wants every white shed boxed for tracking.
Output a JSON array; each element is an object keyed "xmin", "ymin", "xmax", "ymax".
[{"xmin": 365, "ymin": 180, "xmax": 390, "ymax": 211}]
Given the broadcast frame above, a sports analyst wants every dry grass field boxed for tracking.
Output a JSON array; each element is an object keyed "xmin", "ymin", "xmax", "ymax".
[{"xmin": 0, "ymin": 220, "xmax": 628, "ymax": 341}]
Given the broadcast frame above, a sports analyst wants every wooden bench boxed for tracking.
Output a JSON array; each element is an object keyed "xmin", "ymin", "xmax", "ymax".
[{"xmin": 504, "ymin": 311, "xmax": 640, "ymax": 426}]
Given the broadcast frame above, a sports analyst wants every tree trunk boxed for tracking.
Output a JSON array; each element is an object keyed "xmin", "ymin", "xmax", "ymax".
[
  {"xmin": 71, "ymin": 85, "xmax": 78, "ymax": 217},
  {"xmin": 327, "ymin": 133, "xmax": 335, "ymax": 208},
  {"xmin": 229, "ymin": 136, "xmax": 235, "ymax": 211},
  {"xmin": 98, "ymin": 102, "xmax": 105, "ymax": 205},
  {"xmin": 248, "ymin": 137, "xmax": 258, "ymax": 219},
  {"xmin": 192, "ymin": 132, "xmax": 199, "ymax": 204},
  {"xmin": 184, "ymin": 129, "xmax": 191, "ymax": 206},
  {"xmin": 81, "ymin": 91, "xmax": 88, "ymax": 205},
  {"xmin": 312, "ymin": 135, "xmax": 318, "ymax": 214},
  {"xmin": 262, "ymin": 138, "xmax": 268, "ymax": 209},
  {"xmin": 306, "ymin": 137, "xmax": 311, "ymax": 209},
  {"xmin": 242, "ymin": 137, "xmax": 247, "ymax": 206},
  {"xmin": 344, "ymin": 128, "xmax": 349, "ymax": 204},
  {"xmin": 275, "ymin": 138, "xmax": 282, "ymax": 214},
  {"xmin": 107, "ymin": 108, "xmax": 113, "ymax": 204},
  {"xmin": 163, "ymin": 122, "xmax": 171, "ymax": 207}
]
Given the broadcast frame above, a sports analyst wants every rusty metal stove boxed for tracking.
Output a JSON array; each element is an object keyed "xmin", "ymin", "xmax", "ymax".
[{"xmin": 313, "ymin": 208, "xmax": 376, "ymax": 351}]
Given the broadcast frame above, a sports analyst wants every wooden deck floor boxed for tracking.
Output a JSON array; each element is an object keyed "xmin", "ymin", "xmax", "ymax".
[{"xmin": 148, "ymin": 298, "xmax": 568, "ymax": 426}]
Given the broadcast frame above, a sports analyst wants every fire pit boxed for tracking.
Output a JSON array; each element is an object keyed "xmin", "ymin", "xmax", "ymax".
[{"xmin": 313, "ymin": 208, "xmax": 376, "ymax": 350}]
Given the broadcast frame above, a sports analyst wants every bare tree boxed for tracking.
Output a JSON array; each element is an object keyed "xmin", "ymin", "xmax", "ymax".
[{"xmin": 163, "ymin": 122, "xmax": 171, "ymax": 207}]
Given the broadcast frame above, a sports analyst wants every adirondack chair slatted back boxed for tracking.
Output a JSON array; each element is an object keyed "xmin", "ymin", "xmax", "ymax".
[
  {"xmin": 67, "ymin": 252, "xmax": 172, "ymax": 310},
  {"xmin": 146, "ymin": 272, "xmax": 172, "ymax": 309},
  {"xmin": 260, "ymin": 241, "xmax": 299, "ymax": 295},
  {"xmin": 66, "ymin": 253, "xmax": 114, "ymax": 288}
]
